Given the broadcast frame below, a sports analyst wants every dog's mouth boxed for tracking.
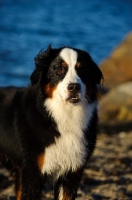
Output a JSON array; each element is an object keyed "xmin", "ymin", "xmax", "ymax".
[{"xmin": 67, "ymin": 94, "xmax": 81, "ymax": 104}]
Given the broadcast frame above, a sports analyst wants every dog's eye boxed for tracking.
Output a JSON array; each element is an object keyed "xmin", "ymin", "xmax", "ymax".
[
  {"xmin": 57, "ymin": 62, "xmax": 68, "ymax": 75},
  {"xmin": 57, "ymin": 66, "xmax": 66, "ymax": 75}
]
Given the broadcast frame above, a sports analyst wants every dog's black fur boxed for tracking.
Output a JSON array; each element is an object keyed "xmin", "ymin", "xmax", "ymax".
[{"xmin": 0, "ymin": 46, "xmax": 103, "ymax": 200}]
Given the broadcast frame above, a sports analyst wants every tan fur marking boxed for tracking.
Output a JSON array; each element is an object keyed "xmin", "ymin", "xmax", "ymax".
[
  {"xmin": 62, "ymin": 193, "xmax": 71, "ymax": 200},
  {"xmin": 61, "ymin": 61, "xmax": 68, "ymax": 67},
  {"xmin": 45, "ymin": 84, "xmax": 57, "ymax": 98},
  {"xmin": 16, "ymin": 184, "xmax": 22, "ymax": 200},
  {"xmin": 76, "ymin": 62, "xmax": 81, "ymax": 68},
  {"xmin": 37, "ymin": 153, "xmax": 44, "ymax": 171}
]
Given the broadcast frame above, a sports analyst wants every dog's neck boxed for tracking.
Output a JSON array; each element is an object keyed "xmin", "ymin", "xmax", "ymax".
[{"xmin": 44, "ymin": 97, "xmax": 97, "ymax": 135}]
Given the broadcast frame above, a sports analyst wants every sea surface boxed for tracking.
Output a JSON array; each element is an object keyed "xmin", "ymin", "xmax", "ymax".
[{"xmin": 0, "ymin": 0, "xmax": 132, "ymax": 86}]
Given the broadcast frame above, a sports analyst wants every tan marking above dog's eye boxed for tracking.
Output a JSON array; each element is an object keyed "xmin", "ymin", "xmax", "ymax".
[
  {"xmin": 76, "ymin": 62, "xmax": 81, "ymax": 68},
  {"xmin": 61, "ymin": 61, "xmax": 68, "ymax": 67}
]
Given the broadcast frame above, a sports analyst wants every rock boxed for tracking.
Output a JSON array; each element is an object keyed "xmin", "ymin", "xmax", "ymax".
[
  {"xmin": 100, "ymin": 32, "xmax": 132, "ymax": 89},
  {"xmin": 98, "ymin": 82, "xmax": 132, "ymax": 129}
]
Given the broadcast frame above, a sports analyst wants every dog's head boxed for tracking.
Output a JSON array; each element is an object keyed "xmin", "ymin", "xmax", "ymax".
[{"xmin": 30, "ymin": 45, "xmax": 103, "ymax": 104}]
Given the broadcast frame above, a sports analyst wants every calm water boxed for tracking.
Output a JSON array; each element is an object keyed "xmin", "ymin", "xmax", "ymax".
[{"xmin": 0, "ymin": 0, "xmax": 132, "ymax": 86}]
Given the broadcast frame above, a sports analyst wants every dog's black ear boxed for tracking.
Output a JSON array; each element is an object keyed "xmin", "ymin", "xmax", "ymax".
[
  {"xmin": 90, "ymin": 59, "xmax": 103, "ymax": 84},
  {"xmin": 30, "ymin": 68, "xmax": 42, "ymax": 86},
  {"xmin": 30, "ymin": 45, "xmax": 52, "ymax": 86},
  {"xmin": 80, "ymin": 50, "xmax": 103, "ymax": 84}
]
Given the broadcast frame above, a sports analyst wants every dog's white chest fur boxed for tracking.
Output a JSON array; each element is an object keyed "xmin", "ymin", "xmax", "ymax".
[
  {"xmin": 42, "ymin": 131, "xmax": 85, "ymax": 178},
  {"xmin": 42, "ymin": 98, "xmax": 96, "ymax": 178}
]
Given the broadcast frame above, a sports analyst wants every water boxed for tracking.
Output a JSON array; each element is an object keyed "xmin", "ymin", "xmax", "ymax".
[{"xmin": 0, "ymin": 0, "xmax": 132, "ymax": 86}]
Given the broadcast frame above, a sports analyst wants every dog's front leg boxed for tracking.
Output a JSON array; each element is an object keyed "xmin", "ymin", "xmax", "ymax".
[
  {"xmin": 20, "ymin": 166, "xmax": 42, "ymax": 200},
  {"xmin": 54, "ymin": 168, "xmax": 83, "ymax": 200}
]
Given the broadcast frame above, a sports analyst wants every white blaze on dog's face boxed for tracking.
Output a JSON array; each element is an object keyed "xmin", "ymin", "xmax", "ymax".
[{"xmin": 53, "ymin": 48, "xmax": 86, "ymax": 103}]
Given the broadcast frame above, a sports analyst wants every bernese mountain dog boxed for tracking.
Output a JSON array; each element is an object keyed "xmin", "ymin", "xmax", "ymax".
[{"xmin": 0, "ymin": 45, "xmax": 103, "ymax": 200}]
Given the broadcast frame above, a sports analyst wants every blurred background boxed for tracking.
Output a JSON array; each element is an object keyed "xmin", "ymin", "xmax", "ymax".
[{"xmin": 0, "ymin": 0, "xmax": 132, "ymax": 86}]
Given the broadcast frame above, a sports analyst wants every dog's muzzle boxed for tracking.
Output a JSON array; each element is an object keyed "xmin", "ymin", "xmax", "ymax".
[{"xmin": 67, "ymin": 83, "xmax": 81, "ymax": 103}]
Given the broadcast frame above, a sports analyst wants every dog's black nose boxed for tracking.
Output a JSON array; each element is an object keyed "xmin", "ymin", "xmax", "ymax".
[{"xmin": 68, "ymin": 83, "xmax": 81, "ymax": 92}]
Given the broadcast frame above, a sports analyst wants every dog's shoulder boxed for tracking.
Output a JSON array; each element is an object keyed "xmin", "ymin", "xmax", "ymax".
[{"xmin": 0, "ymin": 86, "xmax": 25, "ymax": 104}]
